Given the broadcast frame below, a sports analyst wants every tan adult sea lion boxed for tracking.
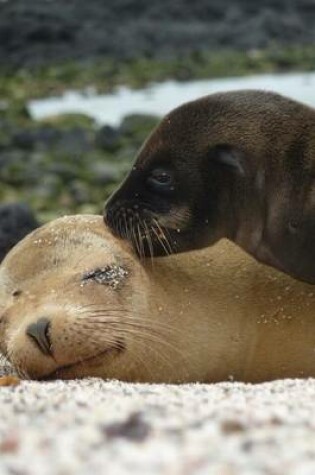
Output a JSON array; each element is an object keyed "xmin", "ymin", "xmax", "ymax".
[
  {"xmin": 0, "ymin": 215, "xmax": 314, "ymax": 383},
  {"xmin": 104, "ymin": 89, "xmax": 315, "ymax": 284}
]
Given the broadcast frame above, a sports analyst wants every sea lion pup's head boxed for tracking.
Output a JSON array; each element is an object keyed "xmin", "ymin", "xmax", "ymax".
[
  {"xmin": 0, "ymin": 215, "xmax": 155, "ymax": 381},
  {"xmin": 104, "ymin": 89, "xmax": 315, "ymax": 283}
]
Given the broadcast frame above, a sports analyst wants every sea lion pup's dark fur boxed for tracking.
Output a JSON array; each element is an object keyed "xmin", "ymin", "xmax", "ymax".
[{"xmin": 104, "ymin": 90, "xmax": 315, "ymax": 284}]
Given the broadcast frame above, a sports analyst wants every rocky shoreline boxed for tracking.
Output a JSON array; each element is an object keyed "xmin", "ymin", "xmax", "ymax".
[{"xmin": 0, "ymin": 110, "xmax": 160, "ymax": 258}]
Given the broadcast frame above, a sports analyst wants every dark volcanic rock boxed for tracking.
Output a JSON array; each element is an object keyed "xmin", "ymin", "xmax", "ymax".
[
  {"xmin": 11, "ymin": 127, "xmax": 91, "ymax": 155},
  {"xmin": 95, "ymin": 125, "xmax": 121, "ymax": 152},
  {"xmin": 0, "ymin": 203, "xmax": 39, "ymax": 261},
  {"xmin": 0, "ymin": 0, "xmax": 315, "ymax": 69}
]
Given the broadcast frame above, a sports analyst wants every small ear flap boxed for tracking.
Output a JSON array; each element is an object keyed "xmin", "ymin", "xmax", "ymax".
[{"xmin": 211, "ymin": 144, "xmax": 245, "ymax": 177}]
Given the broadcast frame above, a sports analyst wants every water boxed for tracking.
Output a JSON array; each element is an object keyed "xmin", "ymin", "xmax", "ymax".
[{"xmin": 28, "ymin": 71, "xmax": 315, "ymax": 126}]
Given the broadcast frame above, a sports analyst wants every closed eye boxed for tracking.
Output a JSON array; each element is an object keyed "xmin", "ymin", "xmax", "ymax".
[{"xmin": 82, "ymin": 264, "xmax": 128, "ymax": 289}]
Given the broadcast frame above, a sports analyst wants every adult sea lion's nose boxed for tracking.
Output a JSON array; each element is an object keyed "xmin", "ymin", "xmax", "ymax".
[{"xmin": 26, "ymin": 317, "xmax": 52, "ymax": 356}]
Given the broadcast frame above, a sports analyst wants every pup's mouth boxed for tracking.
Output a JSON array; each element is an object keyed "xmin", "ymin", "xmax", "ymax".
[{"xmin": 105, "ymin": 207, "xmax": 175, "ymax": 257}]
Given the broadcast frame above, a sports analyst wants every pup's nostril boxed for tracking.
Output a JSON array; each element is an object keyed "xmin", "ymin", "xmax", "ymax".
[{"xmin": 26, "ymin": 317, "xmax": 52, "ymax": 356}]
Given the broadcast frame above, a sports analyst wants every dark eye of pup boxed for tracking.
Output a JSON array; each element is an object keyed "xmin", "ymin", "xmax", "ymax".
[
  {"xmin": 82, "ymin": 265, "xmax": 128, "ymax": 289},
  {"xmin": 147, "ymin": 168, "xmax": 174, "ymax": 192}
]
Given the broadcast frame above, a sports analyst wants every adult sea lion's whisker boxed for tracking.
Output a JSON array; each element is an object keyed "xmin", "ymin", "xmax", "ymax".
[
  {"xmin": 78, "ymin": 322, "xmax": 185, "ymax": 372},
  {"xmin": 79, "ymin": 315, "xmax": 179, "ymax": 337},
  {"xmin": 77, "ymin": 310, "xmax": 184, "ymax": 337},
  {"xmin": 80, "ymin": 318, "xmax": 190, "ymax": 362},
  {"xmin": 127, "ymin": 332, "xmax": 179, "ymax": 375},
  {"xmin": 69, "ymin": 327, "xmax": 121, "ymax": 348}
]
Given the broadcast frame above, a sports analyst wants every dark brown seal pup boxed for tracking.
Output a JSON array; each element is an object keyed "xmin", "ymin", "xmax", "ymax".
[{"xmin": 104, "ymin": 90, "xmax": 315, "ymax": 284}]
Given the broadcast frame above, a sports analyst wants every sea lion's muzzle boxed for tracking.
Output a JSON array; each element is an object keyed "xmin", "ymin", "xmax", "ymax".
[{"xmin": 4, "ymin": 303, "xmax": 127, "ymax": 380}]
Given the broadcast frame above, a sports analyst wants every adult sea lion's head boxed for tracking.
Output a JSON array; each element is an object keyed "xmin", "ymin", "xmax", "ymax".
[
  {"xmin": 0, "ymin": 215, "xmax": 159, "ymax": 381},
  {"xmin": 1, "ymin": 215, "xmax": 315, "ymax": 383}
]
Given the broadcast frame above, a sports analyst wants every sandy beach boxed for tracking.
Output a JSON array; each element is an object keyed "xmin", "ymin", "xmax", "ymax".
[{"xmin": 1, "ymin": 359, "xmax": 315, "ymax": 475}]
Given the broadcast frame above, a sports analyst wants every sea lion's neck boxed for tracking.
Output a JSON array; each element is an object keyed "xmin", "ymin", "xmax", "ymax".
[
  {"xmin": 224, "ymin": 171, "xmax": 298, "ymax": 277},
  {"xmin": 220, "ymin": 168, "xmax": 273, "ymax": 270},
  {"xmin": 144, "ymin": 250, "xmax": 256, "ymax": 383}
]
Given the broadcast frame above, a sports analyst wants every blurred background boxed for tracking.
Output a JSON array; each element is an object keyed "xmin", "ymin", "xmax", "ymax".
[{"xmin": 0, "ymin": 0, "xmax": 315, "ymax": 257}]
